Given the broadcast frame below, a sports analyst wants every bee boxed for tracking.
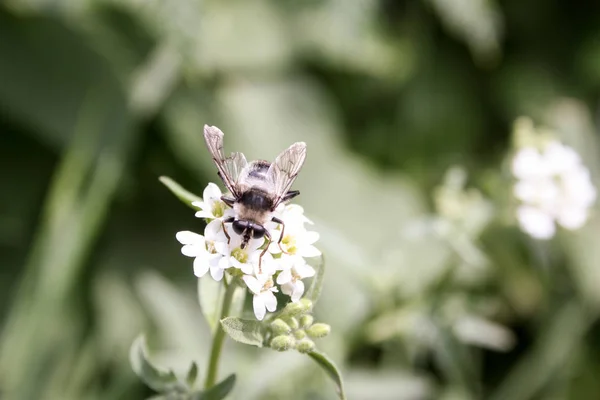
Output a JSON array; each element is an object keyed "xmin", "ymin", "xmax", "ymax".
[{"xmin": 203, "ymin": 125, "xmax": 307, "ymax": 265}]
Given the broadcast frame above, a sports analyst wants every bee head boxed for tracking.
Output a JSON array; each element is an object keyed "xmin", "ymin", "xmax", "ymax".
[
  {"xmin": 232, "ymin": 220, "xmax": 248, "ymax": 236},
  {"xmin": 232, "ymin": 220, "xmax": 267, "ymax": 249},
  {"xmin": 252, "ymin": 225, "xmax": 266, "ymax": 239}
]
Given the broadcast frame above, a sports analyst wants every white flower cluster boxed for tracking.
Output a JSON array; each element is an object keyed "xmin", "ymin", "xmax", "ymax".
[
  {"xmin": 512, "ymin": 141, "xmax": 596, "ymax": 239},
  {"xmin": 176, "ymin": 183, "xmax": 321, "ymax": 321}
]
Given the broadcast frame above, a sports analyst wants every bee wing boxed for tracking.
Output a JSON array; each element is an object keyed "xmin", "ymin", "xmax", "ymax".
[
  {"xmin": 203, "ymin": 125, "xmax": 248, "ymax": 198},
  {"xmin": 268, "ymin": 142, "xmax": 307, "ymax": 207}
]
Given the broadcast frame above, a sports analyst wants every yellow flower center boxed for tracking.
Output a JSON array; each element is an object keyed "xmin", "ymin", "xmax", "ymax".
[
  {"xmin": 212, "ymin": 201, "xmax": 225, "ymax": 218},
  {"xmin": 291, "ymin": 269, "xmax": 301, "ymax": 282},
  {"xmin": 262, "ymin": 278, "xmax": 274, "ymax": 291},
  {"xmin": 282, "ymin": 235, "xmax": 297, "ymax": 254},
  {"xmin": 206, "ymin": 240, "xmax": 217, "ymax": 254},
  {"xmin": 232, "ymin": 248, "xmax": 248, "ymax": 264}
]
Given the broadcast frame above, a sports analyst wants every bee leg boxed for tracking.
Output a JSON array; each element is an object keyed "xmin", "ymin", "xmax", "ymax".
[
  {"xmin": 221, "ymin": 195, "xmax": 235, "ymax": 207},
  {"xmin": 271, "ymin": 216, "xmax": 288, "ymax": 254},
  {"xmin": 222, "ymin": 216, "xmax": 235, "ymax": 244},
  {"xmin": 281, "ymin": 190, "xmax": 300, "ymax": 202},
  {"xmin": 258, "ymin": 229, "xmax": 273, "ymax": 273}
]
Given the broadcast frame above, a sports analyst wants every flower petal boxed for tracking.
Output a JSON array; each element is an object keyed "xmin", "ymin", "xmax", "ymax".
[
  {"xmin": 295, "ymin": 263, "xmax": 316, "ymax": 278},
  {"xmin": 291, "ymin": 280, "xmax": 305, "ymax": 302},
  {"xmin": 302, "ymin": 231, "xmax": 320, "ymax": 245},
  {"xmin": 512, "ymin": 148, "xmax": 548, "ymax": 179},
  {"xmin": 231, "ymin": 257, "xmax": 252, "ymax": 274},
  {"xmin": 243, "ymin": 275, "xmax": 262, "ymax": 294},
  {"xmin": 268, "ymin": 240, "xmax": 283, "ymax": 254},
  {"xmin": 181, "ymin": 244, "xmax": 201, "ymax": 257},
  {"xmin": 262, "ymin": 291, "xmax": 278, "ymax": 312},
  {"xmin": 280, "ymin": 282, "xmax": 293, "ymax": 297},
  {"xmin": 193, "ymin": 256, "xmax": 210, "ymax": 277},
  {"xmin": 517, "ymin": 205, "xmax": 555, "ymax": 239},
  {"xmin": 209, "ymin": 265, "xmax": 224, "ymax": 281},
  {"xmin": 245, "ymin": 237, "xmax": 266, "ymax": 253},
  {"xmin": 544, "ymin": 141, "xmax": 581, "ymax": 174},
  {"xmin": 195, "ymin": 210, "xmax": 214, "ymax": 219},
  {"xmin": 176, "ymin": 231, "xmax": 203, "ymax": 245},
  {"xmin": 299, "ymin": 244, "xmax": 321, "ymax": 258},
  {"xmin": 239, "ymin": 262, "xmax": 253, "ymax": 275},
  {"xmin": 276, "ymin": 269, "xmax": 292, "ymax": 285},
  {"xmin": 218, "ymin": 256, "xmax": 231, "ymax": 270},
  {"xmin": 205, "ymin": 219, "xmax": 225, "ymax": 240},
  {"xmin": 556, "ymin": 206, "xmax": 588, "ymax": 230},
  {"xmin": 203, "ymin": 182, "xmax": 222, "ymax": 203},
  {"xmin": 214, "ymin": 241, "xmax": 230, "ymax": 256},
  {"xmin": 252, "ymin": 294, "xmax": 266, "ymax": 321}
]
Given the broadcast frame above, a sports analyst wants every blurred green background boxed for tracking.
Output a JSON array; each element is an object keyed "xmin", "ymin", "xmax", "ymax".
[{"xmin": 2, "ymin": 0, "xmax": 600, "ymax": 399}]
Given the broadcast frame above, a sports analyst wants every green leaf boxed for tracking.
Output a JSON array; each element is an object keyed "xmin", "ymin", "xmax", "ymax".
[
  {"xmin": 129, "ymin": 335, "xmax": 182, "ymax": 393},
  {"xmin": 307, "ymin": 350, "xmax": 346, "ymax": 400},
  {"xmin": 220, "ymin": 317, "xmax": 265, "ymax": 347},
  {"xmin": 198, "ymin": 278, "xmax": 225, "ymax": 333},
  {"xmin": 304, "ymin": 255, "xmax": 325, "ymax": 304},
  {"xmin": 191, "ymin": 374, "xmax": 236, "ymax": 400},
  {"xmin": 186, "ymin": 362, "xmax": 199, "ymax": 389},
  {"xmin": 159, "ymin": 176, "xmax": 202, "ymax": 209}
]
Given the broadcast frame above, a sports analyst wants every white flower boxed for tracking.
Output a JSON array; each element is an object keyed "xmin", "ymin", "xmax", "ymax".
[
  {"xmin": 512, "ymin": 147, "xmax": 550, "ymax": 180},
  {"xmin": 217, "ymin": 234, "xmax": 275, "ymax": 275},
  {"xmin": 276, "ymin": 259, "xmax": 316, "ymax": 302},
  {"xmin": 176, "ymin": 225, "xmax": 226, "ymax": 281},
  {"xmin": 243, "ymin": 274, "xmax": 278, "ymax": 321},
  {"xmin": 516, "ymin": 205, "xmax": 555, "ymax": 239},
  {"xmin": 512, "ymin": 140, "xmax": 596, "ymax": 239},
  {"xmin": 268, "ymin": 205, "xmax": 321, "ymax": 258},
  {"xmin": 192, "ymin": 183, "xmax": 232, "ymax": 220}
]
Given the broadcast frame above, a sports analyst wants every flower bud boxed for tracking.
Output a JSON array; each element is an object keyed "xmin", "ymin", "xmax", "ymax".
[
  {"xmin": 294, "ymin": 329, "xmax": 306, "ymax": 340},
  {"xmin": 296, "ymin": 338, "xmax": 315, "ymax": 353},
  {"xmin": 299, "ymin": 315, "xmax": 314, "ymax": 328},
  {"xmin": 299, "ymin": 298, "xmax": 313, "ymax": 312},
  {"xmin": 280, "ymin": 302, "xmax": 305, "ymax": 317},
  {"xmin": 287, "ymin": 316, "xmax": 299, "ymax": 330},
  {"xmin": 270, "ymin": 335, "xmax": 295, "ymax": 352},
  {"xmin": 270, "ymin": 319, "xmax": 292, "ymax": 335},
  {"xmin": 306, "ymin": 323, "xmax": 331, "ymax": 338}
]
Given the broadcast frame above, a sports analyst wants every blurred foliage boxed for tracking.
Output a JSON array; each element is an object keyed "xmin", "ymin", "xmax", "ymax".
[{"xmin": 1, "ymin": 0, "xmax": 600, "ymax": 399}]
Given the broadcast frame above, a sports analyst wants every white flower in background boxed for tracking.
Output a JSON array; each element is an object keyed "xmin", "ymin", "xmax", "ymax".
[
  {"xmin": 176, "ymin": 183, "xmax": 321, "ymax": 320},
  {"xmin": 243, "ymin": 274, "xmax": 278, "ymax": 321},
  {"xmin": 512, "ymin": 140, "xmax": 596, "ymax": 239}
]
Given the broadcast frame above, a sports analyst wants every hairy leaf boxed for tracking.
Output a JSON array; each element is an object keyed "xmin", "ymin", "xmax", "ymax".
[
  {"xmin": 192, "ymin": 374, "xmax": 236, "ymax": 400},
  {"xmin": 129, "ymin": 335, "xmax": 182, "ymax": 393},
  {"xmin": 220, "ymin": 317, "xmax": 264, "ymax": 347}
]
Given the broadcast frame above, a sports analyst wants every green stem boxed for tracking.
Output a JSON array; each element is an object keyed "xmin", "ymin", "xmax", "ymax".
[{"xmin": 204, "ymin": 278, "xmax": 237, "ymax": 389}]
